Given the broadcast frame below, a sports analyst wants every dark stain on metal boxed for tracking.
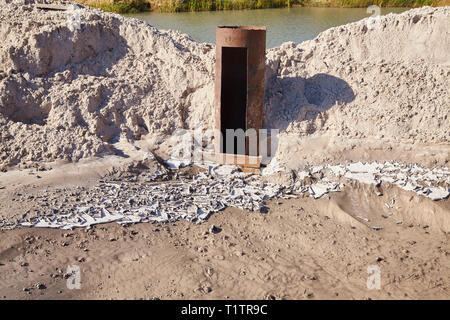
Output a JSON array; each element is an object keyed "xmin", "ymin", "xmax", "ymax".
[
  {"xmin": 220, "ymin": 46, "xmax": 247, "ymax": 155},
  {"xmin": 215, "ymin": 26, "xmax": 266, "ymax": 157}
]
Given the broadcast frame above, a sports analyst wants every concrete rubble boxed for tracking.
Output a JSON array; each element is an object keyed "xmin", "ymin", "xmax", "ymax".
[
  {"xmin": 268, "ymin": 160, "xmax": 450, "ymax": 201},
  {"xmin": 11, "ymin": 166, "xmax": 281, "ymax": 229},
  {"xmin": 0, "ymin": 158, "xmax": 445, "ymax": 230}
]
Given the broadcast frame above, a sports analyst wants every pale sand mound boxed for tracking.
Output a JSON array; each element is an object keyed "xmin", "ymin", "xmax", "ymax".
[
  {"xmin": 264, "ymin": 6, "xmax": 450, "ymax": 168},
  {"xmin": 0, "ymin": 1, "xmax": 449, "ymax": 169},
  {"xmin": 0, "ymin": 0, "xmax": 215, "ymax": 167},
  {"xmin": 265, "ymin": 6, "xmax": 450, "ymax": 139}
]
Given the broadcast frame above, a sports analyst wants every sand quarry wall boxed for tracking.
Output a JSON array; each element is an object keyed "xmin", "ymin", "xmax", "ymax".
[{"xmin": 0, "ymin": 1, "xmax": 449, "ymax": 169}]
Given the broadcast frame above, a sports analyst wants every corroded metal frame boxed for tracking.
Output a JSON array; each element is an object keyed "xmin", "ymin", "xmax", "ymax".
[{"xmin": 214, "ymin": 26, "xmax": 266, "ymax": 167}]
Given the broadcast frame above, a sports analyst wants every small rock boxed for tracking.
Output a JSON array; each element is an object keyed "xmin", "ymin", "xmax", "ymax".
[
  {"xmin": 209, "ymin": 225, "xmax": 221, "ymax": 234},
  {"xmin": 202, "ymin": 286, "xmax": 212, "ymax": 293},
  {"xmin": 259, "ymin": 206, "xmax": 269, "ymax": 214},
  {"xmin": 35, "ymin": 283, "xmax": 46, "ymax": 290},
  {"xmin": 235, "ymin": 251, "xmax": 244, "ymax": 257}
]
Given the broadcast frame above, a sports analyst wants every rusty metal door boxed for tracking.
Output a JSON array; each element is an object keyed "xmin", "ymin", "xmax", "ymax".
[{"xmin": 215, "ymin": 26, "xmax": 266, "ymax": 157}]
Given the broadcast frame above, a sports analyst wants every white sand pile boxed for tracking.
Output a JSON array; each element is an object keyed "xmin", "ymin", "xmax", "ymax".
[
  {"xmin": 0, "ymin": 1, "xmax": 449, "ymax": 169},
  {"xmin": 265, "ymin": 6, "xmax": 450, "ymax": 137},
  {"xmin": 264, "ymin": 6, "xmax": 450, "ymax": 168},
  {"xmin": 0, "ymin": 0, "xmax": 215, "ymax": 168}
]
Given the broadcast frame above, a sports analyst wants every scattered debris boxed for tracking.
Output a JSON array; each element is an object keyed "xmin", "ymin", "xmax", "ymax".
[
  {"xmin": 35, "ymin": 283, "xmax": 46, "ymax": 290},
  {"xmin": 308, "ymin": 180, "xmax": 340, "ymax": 199},
  {"xmin": 294, "ymin": 161, "xmax": 449, "ymax": 201},
  {"xmin": 16, "ymin": 169, "xmax": 287, "ymax": 229},
  {"xmin": 357, "ymin": 216, "xmax": 370, "ymax": 222},
  {"xmin": 209, "ymin": 225, "xmax": 221, "ymax": 234},
  {"xmin": 164, "ymin": 158, "xmax": 193, "ymax": 170},
  {"xmin": 0, "ymin": 160, "xmax": 444, "ymax": 231}
]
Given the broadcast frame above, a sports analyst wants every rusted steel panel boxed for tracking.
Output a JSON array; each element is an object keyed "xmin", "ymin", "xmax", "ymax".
[{"xmin": 215, "ymin": 26, "xmax": 266, "ymax": 160}]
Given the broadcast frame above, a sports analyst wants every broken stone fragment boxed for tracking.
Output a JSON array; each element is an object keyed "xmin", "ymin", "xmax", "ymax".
[
  {"xmin": 209, "ymin": 225, "xmax": 221, "ymax": 234},
  {"xmin": 35, "ymin": 283, "xmax": 46, "ymax": 290}
]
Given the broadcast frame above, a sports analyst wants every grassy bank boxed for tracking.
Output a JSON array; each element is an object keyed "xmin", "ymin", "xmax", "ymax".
[
  {"xmin": 76, "ymin": 0, "xmax": 149, "ymax": 13},
  {"xmin": 298, "ymin": 0, "xmax": 450, "ymax": 8},
  {"xmin": 77, "ymin": 0, "xmax": 292, "ymax": 12},
  {"xmin": 154, "ymin": 0, "xmax": 291, "ymax": 12},
  {"xmin": 76, "ymin": 0, "xmax": 450, "ymax": 14}
]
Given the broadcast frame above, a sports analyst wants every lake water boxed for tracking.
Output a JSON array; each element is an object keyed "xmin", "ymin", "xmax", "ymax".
[{"xmin": 125, "ymin": 7, "xmax": 408, "ymax": 48}]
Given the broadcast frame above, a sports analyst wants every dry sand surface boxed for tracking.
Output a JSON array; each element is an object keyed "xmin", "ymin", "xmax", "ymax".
[
  {"xmin": 0, "ymin": 154, "xmax": 449, "ymax": 299},
  {"xmin": 0, "ymin": 1, "xmax": 449, "ymax": 300},
  {"xmin": 0, "ymin": 189, "xmax": 449, "ymax": 300}
]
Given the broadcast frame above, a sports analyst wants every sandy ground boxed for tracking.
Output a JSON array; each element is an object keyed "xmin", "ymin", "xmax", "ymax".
[
  {"xmin": 0, "ymin": 161, "xmax": 448, "ymax": 300},
  {"xmin": 0, "ymin": 3, "xmax": 449, "ymax": 300}
]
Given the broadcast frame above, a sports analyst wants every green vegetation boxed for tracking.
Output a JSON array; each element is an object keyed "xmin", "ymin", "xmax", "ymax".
[
  {"xmin": 78, "ymin": 0, "xmax": 149, "ymax": 13},
  {"xmin": 76, "ymin": 0, "xmax": 450, "ymax": 14},
  {"xmin": 155, "ymin": 0, "xmax": 291, "ymax": 12},
  {"xmin": 297, "ymin": 0, "xmax": 447, "ymax": 8}
]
